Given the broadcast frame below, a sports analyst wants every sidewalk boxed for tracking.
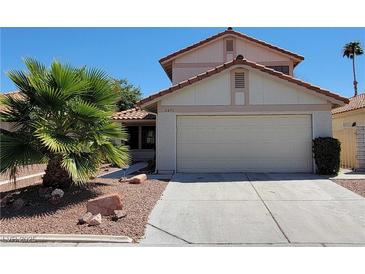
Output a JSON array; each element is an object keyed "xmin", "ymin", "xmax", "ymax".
[{"xmin": 331, "ymin": 169, "xmax": 365, "ymax": 180}]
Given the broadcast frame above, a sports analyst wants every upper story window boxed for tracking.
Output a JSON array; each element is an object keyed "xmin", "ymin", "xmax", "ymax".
[
  {"xmin": 267, "ymin": 65, "xmax": 290, "ymax": 75},
  {"xmin": 226, "ymin": 40, "xmax": 234, "ymax": 52}
]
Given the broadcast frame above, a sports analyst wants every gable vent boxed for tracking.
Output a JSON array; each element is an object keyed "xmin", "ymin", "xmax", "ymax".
[{"xmin": 234, "ymin": 72, "xmax": 245, "ymax": 88}]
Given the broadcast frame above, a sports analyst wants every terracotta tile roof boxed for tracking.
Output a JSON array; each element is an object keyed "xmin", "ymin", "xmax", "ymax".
[
  {"xmin": 0, "ymin": 91, "xmax": 24, "ymax": 112},
  {"xmin": 138, "ymin": 58, "xmax": 349, "ymax": 107},
  {"xmin": 112, "ymin": 107, "xmax": 156, "ymax": 121},
  {"xmin": 332, "ymin": 93, "xmax": 365, "ymax": 115},
  {"xmin": 159, "ymin": 28, "xmax": 305, "ymax": 80}
]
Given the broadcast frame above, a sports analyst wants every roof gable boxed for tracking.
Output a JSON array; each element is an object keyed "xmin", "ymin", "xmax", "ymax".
[
  {"xmin": 139, "ymin": 58, "xmax": 349, "ymax": 108},
  {"xmin": 159, "ymin": 28, "xmax": 305, "ymax": 80}
]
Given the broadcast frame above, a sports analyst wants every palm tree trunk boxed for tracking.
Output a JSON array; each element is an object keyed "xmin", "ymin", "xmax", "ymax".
[
  {"xmin": 42, "ymin": 157, "xmax": 72, "ymax": 189},
  {"xmin": 352, "ymin": 55, "xmax": 358, "ymax": 96}
]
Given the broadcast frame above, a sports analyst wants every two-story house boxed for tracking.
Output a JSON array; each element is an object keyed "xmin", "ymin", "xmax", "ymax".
[{"xmin": 115, "ymin": 28, "xmax": 350, "ymax": 173}]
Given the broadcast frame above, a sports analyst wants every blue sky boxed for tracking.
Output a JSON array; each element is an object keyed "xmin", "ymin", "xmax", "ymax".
[{"xmin": 1, "ymin": 27, "xmax": 364, "ymax": 98}]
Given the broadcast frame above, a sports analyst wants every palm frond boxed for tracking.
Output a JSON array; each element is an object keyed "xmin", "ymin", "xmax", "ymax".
[
  {"xmin": 96, "ymin": 122, "xmax": 127, "ymax": 140},
  {"xmin": 7, "ymin": 70, "xmax": 35, "ymax": 97},
  {"xmin": 34, "ymin": 125, "xmax": 79, "ymax": 153},
  {"xmin": 98, "ymin": 142, "xmax": 130, "ymax": 168},
  {"xmin": 61, "ymin": 152, "xmax": 102, "ymax": 183},
  {"xmin": 23, "ymin": 57, "xmax": 47, "ymax": 76},
  {"xmin": 69, "ymin": 99, "xmax": 106, "ymax": 120},
  {"xmin": 0, "ymin": 132, "xmax": 47, "ymax": 173}
]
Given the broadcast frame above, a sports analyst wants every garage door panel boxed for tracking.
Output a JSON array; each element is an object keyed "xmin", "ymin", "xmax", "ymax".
[
  {"xmin": 177, "ymin": 142, "xmax": 311, "ymax": 159},
  {"xmin": 177, "ymin": 158, "xmax": 312, "ymax": 173},
  {"xmin": 176, "ymin": 115, "xmax": 312, "ymax": 173}
]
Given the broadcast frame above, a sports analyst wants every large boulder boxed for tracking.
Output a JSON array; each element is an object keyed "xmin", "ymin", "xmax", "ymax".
[
  {"xmin": 128, "ymin": 174, "xmax": 147, "ymax": 184},
  {"xmin": 86, "ymin": 193, "xmax": 123, "ymax": 216}
]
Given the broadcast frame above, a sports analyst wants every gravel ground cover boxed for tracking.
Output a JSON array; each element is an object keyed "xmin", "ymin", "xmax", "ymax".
[
  {"xmin": 331, "ymin": 179, "xmax": 365, "ymax": 198},
  {"xmin": 0, "ymin": 178, "xmax": 168, "ymax": 242}
]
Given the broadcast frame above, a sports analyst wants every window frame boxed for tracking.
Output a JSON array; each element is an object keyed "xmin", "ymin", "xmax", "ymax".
[{"xmin": 141, "ymin": 126, "xmax": 156, "ymax": 149}]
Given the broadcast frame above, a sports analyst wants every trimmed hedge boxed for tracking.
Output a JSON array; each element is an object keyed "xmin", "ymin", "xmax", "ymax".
[{"xmin": 312, "ymin": 137, "xmax": 341, "ymax": 175}]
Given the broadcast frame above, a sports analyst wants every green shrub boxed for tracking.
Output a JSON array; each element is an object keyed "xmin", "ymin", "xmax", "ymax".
[{"xmin": 312, "ymin": 137, "xmax": 341, "ymax": 175}]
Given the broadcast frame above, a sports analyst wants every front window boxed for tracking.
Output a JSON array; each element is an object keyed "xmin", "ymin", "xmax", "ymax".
[
  {"xmin": 267, "ymin": 65, "xmax": 290, "ymax": 75},
  {"xmin": 142, "ymin": 126, "xmax": 155, "ymax": 149},
  {"xmin": 126, "ymin": 126, "xmax": 139, "ymax": 149}
]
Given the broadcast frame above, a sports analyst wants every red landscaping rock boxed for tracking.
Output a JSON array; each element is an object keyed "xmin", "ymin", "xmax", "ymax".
[
  {"xmin": 86, "ymin": 193, "xmax": 123, "ymax": 216},
  {"xmin": 78, "ymin": 212, "xmax": 93, "ymax": 224},
  {"xmin": 87, "ymin": 213, "xmax": 102, "ymax": 226},
  {"xmin": 112, "ymin": 209, "xmax": 127, "ymax": 221},
  {"xmin": 129, "ymin": 174, "xmax": 147, "ymax": 184}
]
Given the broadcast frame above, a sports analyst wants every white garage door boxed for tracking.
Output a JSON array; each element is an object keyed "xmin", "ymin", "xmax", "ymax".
[{"xmin": 176, "ymin": 115, "xmax": 313, "ymax": 173}]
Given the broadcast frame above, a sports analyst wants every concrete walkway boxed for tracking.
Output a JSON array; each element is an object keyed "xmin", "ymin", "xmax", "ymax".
[{"xmin": 141, "ymin": 173, "xmax": 365, "ymax": 246}]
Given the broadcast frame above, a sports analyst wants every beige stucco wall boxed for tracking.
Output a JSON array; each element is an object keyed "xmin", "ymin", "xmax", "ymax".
[
  {"xmin": 162, "ymin": 72, "xmax": 231, "ymax": 106},
  {"xmin": 176, "ymin": 39, "xmax": 224, "ymax": 63},
  {"xmin": 162, "ymin": 67, "xmax": 329, "ymax": 106},
  {"xmin": 156, "ymin": 66, "xmax": 333, "ymax": 173},
  {"xmin": 332, "ymin": 108, "xmax": 365, "ymax": 131},
  {"xmin": 172, "ymin": 66, "xmax": 217, "ymax": 84},
  {"xmin": 235, "ymin": 39, "xmax": 291, "ymax": 63},
  {"xmin": 249, "ymin": 71, "xmax": 326, "ymax": 105},
  {"xmin": 332, "ymin": 110, "xmax": 365, "ymax": 170}
]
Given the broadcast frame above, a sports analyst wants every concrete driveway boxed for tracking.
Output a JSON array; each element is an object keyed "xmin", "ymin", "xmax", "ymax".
[{"xmin": 141, "ymin": 173, "xmax": 365, "ymax": 246}]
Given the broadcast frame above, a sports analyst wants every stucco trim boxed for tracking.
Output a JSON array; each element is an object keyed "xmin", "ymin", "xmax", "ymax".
[
  {"xmin": 173, "ymin": 62, "xmax": 222, "ymax": 68},
  {"xmin": 159, "ymin": 104, "xmax": 332, "ymax": 113}
]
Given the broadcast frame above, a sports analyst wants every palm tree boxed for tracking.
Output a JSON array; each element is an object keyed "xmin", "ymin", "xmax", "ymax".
[
  {"xmin": 0, "ymin": 58, "xmax": 130, "ymax": 188},
  {"xmin": 342, "ymin": 41, "xmax": 364, "ymax": 96}
]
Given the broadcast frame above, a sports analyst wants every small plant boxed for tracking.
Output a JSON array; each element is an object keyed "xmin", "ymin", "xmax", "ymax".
[{"xmin": 312, "ymin": 137, "xmax": 341, "ymax": 175}]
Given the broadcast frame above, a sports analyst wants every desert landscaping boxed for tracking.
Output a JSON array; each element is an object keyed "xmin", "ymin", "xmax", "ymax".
[{"xmin": 0, "ymin": 172, "xmax": 168, "ymax": 242}]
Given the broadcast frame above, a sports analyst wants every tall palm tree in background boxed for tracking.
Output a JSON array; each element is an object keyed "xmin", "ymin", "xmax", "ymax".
[
  {"xmin": 0, "ymin": 59, "xmax": 130, "ymax": 188},
  {"xmin": 342, "ymin": 41, "xmax": 364, "ymax": 96}
]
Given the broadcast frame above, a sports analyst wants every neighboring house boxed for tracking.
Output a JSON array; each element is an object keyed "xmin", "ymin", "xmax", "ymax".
[
  {"xmin": 332, "ymin": 93, "xmax": 365, "ymax": 170},
  {"xmin": 0, "ymin": 91, "xmax": 22, "ymax": 131},
  {"xmin": 138, "ymin": 28, "xmax": 349, "ymax": 173}
]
